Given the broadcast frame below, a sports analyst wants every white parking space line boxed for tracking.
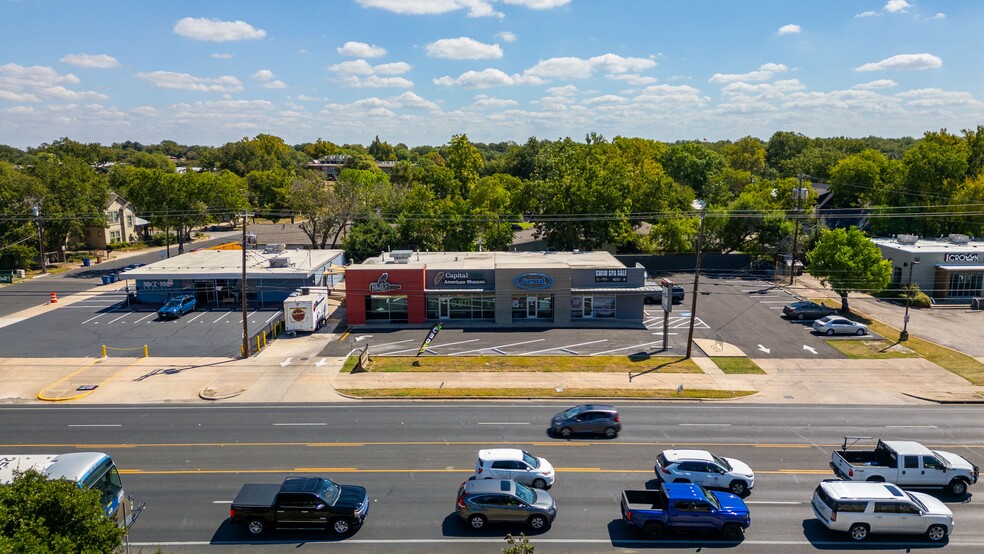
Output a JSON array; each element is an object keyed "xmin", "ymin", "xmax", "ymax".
[
  {"xmin": 523, "ymin": 339, "xmax": 607, "ymax": 355},
  {"xmin": 246, "ymin": 310, "xmax": 256, "ymax": 318},
  {"xmin": 68, "ymin": 424, "xmax": 122, "ymax": 427},
  {"xmin": 212, "ymin": 311, "xmax": 233, "ymax": 323},
  {"xmin": 371, "ymin": 339, "xmax": 416, "ymax": 348},
  {"xmin": 107, "ymin": 313, "xmax": 129, "ymax": 324},
  {"xmin": 478, "ymin": 422, "xmax": 530, "ymax": 425},
  {"xmin": 886, "ymin": 425, "xmax": 938, "ymax": 429},
  {"xmin": 81, "ymin": 314, "xmax": 105, "ymax": 324},
  {"xmin": 451, "ymin": 339, "xmax": 546, "ymax": 355},
  {"xmin": 212, "ymin": 500, "xmax": 233, "ymax": 504},
  {"xmin": 591, "ymin": 342, "xmax": 661, "ymax": 355},
  {"xmin": 679, "ymin": 423, "xmax": 732, "ymax": 426},
  {"xmin": 264, "ymin": 311, "xmax": 283, "ymax": 324},
  {"xmin": 135, "ymin": 314, "xmax": 155, "ymax": 323},
  {"xmin": 387, "ymin": 339, "xmax": 481, "ymax": 355},
  {"xmin": 185, "ymin": 312, "xmax": 207, "ymax": 323},
  {"xmin": 273, "ymin": 423, "xmax": 326, "ymax": 426},
  {"xmin": 759, "ymin": 300, "xmax": 790, "ymax": 303}
]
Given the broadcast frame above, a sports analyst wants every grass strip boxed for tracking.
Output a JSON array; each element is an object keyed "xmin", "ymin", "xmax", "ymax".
[
  {"xmin": 336, "ymin": 388, "xmax": 754, "ymax": 399},
  {"xmin": 711, "ymin": 357, "xmax": 766, "ymax": 374},
  {"xmin": 341, "ymin": 355, "xmax": 702, "ymax": 374},
  {"xmin": 823, "ymin": 339, "xmax": 919, "ymax": 359}
]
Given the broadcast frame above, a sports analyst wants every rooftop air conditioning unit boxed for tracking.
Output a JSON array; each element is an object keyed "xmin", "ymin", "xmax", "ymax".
[
  {"xmin": 269, "ymin": 256, "xmax": 290, "ymax": 268},
  {"xmin": 391, "ymin": 250, "xmax": 413, "ymax": 260},
  {"xmin": 949, "ymin": 233, "xmax": 971, "ymax": 244},
  {"xmin": 896, "ymin": 234, "xmax": 919, "ymax": 245}
]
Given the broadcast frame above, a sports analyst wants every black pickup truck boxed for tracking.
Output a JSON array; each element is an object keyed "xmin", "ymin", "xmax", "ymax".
[{"xmin": 229, "ymin": 476, "xmax": 369, "ymax": 535}]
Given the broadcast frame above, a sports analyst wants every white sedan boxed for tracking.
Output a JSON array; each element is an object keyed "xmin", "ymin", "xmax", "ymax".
[
  {"xmin": 812, "ymin": 315, "xmax": 868, "ymax": 336},
  {"xmin": 655, "ymin": 449, "xmax": 755, "ymax": 496}
]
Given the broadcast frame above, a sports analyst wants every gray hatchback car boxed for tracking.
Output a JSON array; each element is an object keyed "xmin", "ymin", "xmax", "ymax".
[
  {"xmin": 455, "ymin": 479, "xmax": 557, "ymax": 531},
  {"xmin": 550, "ymin": 404, "xmax": 621, "ymax": 438}
]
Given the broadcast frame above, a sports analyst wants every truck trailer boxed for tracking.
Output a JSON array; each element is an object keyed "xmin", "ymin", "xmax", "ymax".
[{"xmin": 284, "ymin": 287, "xmax": 330, "ymax": 333}]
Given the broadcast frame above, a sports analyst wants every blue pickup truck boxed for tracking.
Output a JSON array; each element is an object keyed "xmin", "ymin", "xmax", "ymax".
[{"xmin": 620, "ymin": 483, "xmax": 750, "ymax": 539}]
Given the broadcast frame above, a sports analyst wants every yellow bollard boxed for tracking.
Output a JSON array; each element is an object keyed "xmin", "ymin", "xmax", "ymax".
[
  {"xmin": 262, "ymin": 331, "xmax": 267, "ymax": 347},
  {"xmin": 240, "ymin": 344, "xmax": 245, "ymax": 357},
  {"xmin": 256, "ymin": 336, "xmax": 261, "ymax": 352},
  {"xmin": 143, "ymin": 345, "xmax": 149, "ymax": 357},
  {"xmin": 101, "ymin": 345, "xmax": 107, "ymax": 358}
]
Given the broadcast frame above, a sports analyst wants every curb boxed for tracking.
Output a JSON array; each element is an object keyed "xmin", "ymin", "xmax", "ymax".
[
  {"xmin": 198, "ymin": 387, "xmax": 246, "ymax": 401},
  {"xmin": 902, "ymin": 392, "xmax": 984, "ymax": 405}
]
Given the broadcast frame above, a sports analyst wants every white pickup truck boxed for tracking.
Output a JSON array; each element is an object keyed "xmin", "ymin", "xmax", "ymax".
[{"xmin": 830, "ymin": 437, "xmax": 979, "ymax": 495}]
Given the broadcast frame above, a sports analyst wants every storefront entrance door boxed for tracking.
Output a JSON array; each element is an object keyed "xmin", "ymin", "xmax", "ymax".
[
  {"xmin": 582, "ymin": 297, "xmax": 593, "ymax": 318},
  {"xmin": 527, "ymin": 296, "xmax": 538, "ymax": 318},
  {"xmin": 439, "ymin": 297, "xmax": 451, "ymax": 319}
]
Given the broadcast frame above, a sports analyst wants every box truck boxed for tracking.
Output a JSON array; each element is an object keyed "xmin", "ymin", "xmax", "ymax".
[{"xmin": 284, "ymin": 287, "xmax": 329, "ymax": 333}]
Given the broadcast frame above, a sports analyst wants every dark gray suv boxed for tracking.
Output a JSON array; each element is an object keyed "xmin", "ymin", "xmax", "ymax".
[
  {"xmin": 550, "ymin": 404, "xmax": 621, "ymax": 438},
  {"xmin": 455, "ymin": 479, "xmax": 557, "ymax": 530}
]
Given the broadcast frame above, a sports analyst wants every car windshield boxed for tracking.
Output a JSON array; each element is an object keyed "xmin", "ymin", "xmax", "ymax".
[
  {"xmin": 561, "ymin": 406, "xmax": 583, "ymax": 418},
  {"xmin": 522, "ymin": 451, "xmax": 540, "ymax": 469},
  {"xmin": 318, "ymin": 478, "xmax": 341, "ymax": 504},
  {"xmin": 514, "ymin": 482, "xmax": 536, "ymax": 505},
  {"xmin": 164, "ymin": 299, "xmax": 181, "ymax": 307},
  {"xmin": 906, "ymin": 492, "xmax": 927, "ymax": 512},
  {"xmin": 712, "ymin": 454, "xmax": 732, "ymax": 471},
  {"xmin": 700, "ymin": 485, "xmax": 721, "ymax": 509}
]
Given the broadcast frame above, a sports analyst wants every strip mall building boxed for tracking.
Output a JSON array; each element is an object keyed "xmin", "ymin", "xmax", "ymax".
[
  {"xmin": 344, "ymin": 250, "xmax": 657, "ymax": 326},
  {"xmin": 873, "ymin": 235, "xmax": 984, "ymax": 303}
]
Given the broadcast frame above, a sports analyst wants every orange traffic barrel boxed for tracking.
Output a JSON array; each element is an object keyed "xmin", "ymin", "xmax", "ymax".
[{"xmin": 50, "ymin": 291, "xmax": 58, "ymax": 303}]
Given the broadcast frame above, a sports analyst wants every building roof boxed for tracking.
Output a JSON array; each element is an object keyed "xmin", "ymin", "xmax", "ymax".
[
  {"xmin": 358, "ymin": 250, "xmax": 627, "ymax": 270},
  {"xmin": 873, "ymin": 236, "xmax": 984, "ymax": 253},
  {"xmin": 123, "ymin": 248, "xmax": 344, "ymax": 280}
]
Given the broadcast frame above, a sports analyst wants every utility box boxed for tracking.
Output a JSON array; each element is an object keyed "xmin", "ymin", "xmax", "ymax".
[{"xmin": 284, "ymin": 287, "xmax": 330, "ymax": 333}]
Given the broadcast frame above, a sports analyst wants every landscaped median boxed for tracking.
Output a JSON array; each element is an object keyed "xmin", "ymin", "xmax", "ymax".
[{"xmin": 335, "ymin": 355, "xmax": 756, "ymax": 400}]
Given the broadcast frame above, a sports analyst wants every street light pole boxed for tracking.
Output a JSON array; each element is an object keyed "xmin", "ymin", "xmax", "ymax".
[
  {"xmin": 789, "ymin": 176, "xmax": 806, "ymax": 286},
  {"xmin": 240, "ymin": 212, "xmax": 254, "ymax": 358},
  {"xmin": 900, "ymin": 258, "xmax": 919, "ymax": 342},
  {"xmin": 32, "ymin": 203, "xmax": 46, "ymax": 273},
  {"xmin": 685, "ymin": 200, "xmax": 706, "ymax": 359}
]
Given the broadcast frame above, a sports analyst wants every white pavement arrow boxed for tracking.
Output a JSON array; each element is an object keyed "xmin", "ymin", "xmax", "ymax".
[
  {"xmin": 354, "ymin": 335, "xmax": 373, "ymax": 342},
  {"xmin": 280, "ymin": 357, "xmax": 293, "ymax": 367},
  {"xmin": 757, "ymin": 344, "xmax": 771, "ymax": 354},
  {"xmin": 803, "ymin": 345, "xmax": 818, "ymax": 355},
  {"xmin": 315, "ymin": 358, "xmax": 328, "ymax": 367}
]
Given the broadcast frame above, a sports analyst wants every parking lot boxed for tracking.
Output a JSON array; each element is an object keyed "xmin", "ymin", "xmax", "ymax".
[{"xmin": 0, "ymin": 289, "xmax": 283, "ymax": 358}]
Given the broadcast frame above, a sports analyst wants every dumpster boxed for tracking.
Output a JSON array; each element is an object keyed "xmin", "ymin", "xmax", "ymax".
[
  {"xmin": 101, "ymin": 275, "xmax": 111, "ymax": 285},
  {"xmin": 82, "ymin": 258, "xmax": 91, "ymax": 267}
]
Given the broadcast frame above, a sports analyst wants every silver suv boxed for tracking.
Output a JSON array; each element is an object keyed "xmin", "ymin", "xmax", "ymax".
[{"xmin": 455, "ymin": 479, "xmax": 557, "ymax": 531}]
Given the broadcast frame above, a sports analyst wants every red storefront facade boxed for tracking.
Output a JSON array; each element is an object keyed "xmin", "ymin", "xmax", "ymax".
[{"xmin": 345, "ymin": 267, "xmax": 427, "ymax": 324}]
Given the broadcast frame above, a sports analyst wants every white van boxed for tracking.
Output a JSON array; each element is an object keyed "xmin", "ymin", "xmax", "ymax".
[{"xmin": 811, "ymin": 480, "xmax": 952, "ymax": 542}]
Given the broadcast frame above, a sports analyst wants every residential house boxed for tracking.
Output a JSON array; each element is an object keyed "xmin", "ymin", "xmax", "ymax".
[{"xmin": 83, "ymin": 192, "xmax": 148, "ymax": 249}]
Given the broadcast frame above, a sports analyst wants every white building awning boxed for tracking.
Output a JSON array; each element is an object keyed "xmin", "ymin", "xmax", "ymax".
[
  {"xmin": 935, "ymin": 265, "xmax": 984, "ymax": 271},
  {"xmin": 134, "ymin": 217, "xmax": 150, "ymax": 226}
]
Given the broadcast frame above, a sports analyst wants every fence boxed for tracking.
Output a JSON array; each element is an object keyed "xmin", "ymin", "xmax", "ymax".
[{"xmin": 240, "ymin": 313, "xmax": 286, "ymax": 357}]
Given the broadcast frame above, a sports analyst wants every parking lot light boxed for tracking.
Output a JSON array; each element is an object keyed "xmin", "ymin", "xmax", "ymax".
[{"xmin": 900, "ymin": 258, "xmax": 919, "ymax": 342}]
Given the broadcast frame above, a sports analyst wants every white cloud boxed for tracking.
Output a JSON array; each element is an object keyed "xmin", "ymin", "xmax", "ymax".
[
  {"xmin": 173, "ymin": 17, "xmax": 266, "ymax": 42},
  {"xmin": 546, "ymin": 84, "xmax": 577, "ymax": 97},
  {"xmin": 854, "ymin": 53, "xmax": 942, "ymax": 72},
  {"xmin": 60, "ymin": 53, "xmax": 120, "ymax": 69},
  {"xmin": 0, "ymin": 90, "xmax": 39, "ymax": 102},
  {"xmin": 41, "ymin": 86, "xmax": 108, "ymax": 100},
  {"xmin": 525, "ymin": 54, "xmax": 655, "ymax": 80},
  {"xmin": 211, "ymin": 53, "xmax": 233, "ymax": 59},
  {"xmin": 260, "ymin": 80, "xmax": 288, "ymax": 89},
  {"xmin": 896, "ymin": 88, "xmax": 984, "ymax": 108},
  {"xmin": 721, "ymin": 79, "xmax": 806, "ymax": 98},
  {"xmin": 340, "ymin": 75, "xmax": 414, "ymax": 88},
  {"xmin": 356, "ymin": 0, "xmax": 569, "ymax": 18},
  {"xmin": 329, "ymin": 59, "xmax": 413, "ymax": 87},
  {"xmin": 853, "ymin": 79, "xmax": 898, "ymax": 90},
  {"xmin": 252, "ymin": 70, "xmax": 288, "ymax": 89},
  {"xmin": 426, "ymin": 37, "xmax": 503, "ymax": 59},
  {"xmin": 352, "ymin": 91, "xmax": 440, "ymax": 111},
  {"xmin": 633, "ymin": 84, "xmax": 709, "ymax": 107},
  {"xmin": 472, "ymin": 94, "xmax": 518, "ymax": 107},
  {"xmin": 778, "ymin": 24, "xmax": 801, "ymax": 35},
  {"xmin": 930, "ymin": 13, "xmax": 946, "ymax": 20},
  {"xmin": 330, "ymin": 60, "xmax": 375, "ymax": 75},
  {"xmin": 608, "ymin": 74, "xmax": 658, "ymax": 85},
  {"xmin": 434, "ymin": 68, "xmax": 543, "ymax": 89},
  {"xmin": 855, "ymin": 10, "xmax": 878, "ymax": 17},
  {"xmin": 136, "ymin": 71, "xmax": 243, "ymax": 93},
  {"xmin": 295, "ymin": 95, "xmax": 329, "ymax": 102},
  {"xmin": 709, "ymin": 63, "xmax": 788, "ymax": 84},
  {"xmin": 503, "ymin": 0, "xmax": 570, "ymax": 8},
  {"xmin": 337, "ymin": 41, "xmax": 387, "ymax": 58},
  {"xmin": 884, "ymin": 0, "xmax": 911, "ymax": 14},
  {"xmin": 0, "ymin": 63, "xmax": 107, "ymax": 102},
  {"xmin": 583, "ymin": 94, "xmax": 626, "ymax": 106},
  {"xmin": 374, "ymin": 62, "xmax": 411, "ymax": 75},
  {"xmin": 495, "ymin": 31, "xmax": 517, "ymax": 43},
  {"xmin": 252, "ymin": 69, "xmax": 276, "ymax": 81}
]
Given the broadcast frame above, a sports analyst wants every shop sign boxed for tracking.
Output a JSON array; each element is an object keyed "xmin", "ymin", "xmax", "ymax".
[
  {"xmin": 290, "ymin": 307, "xmax": 307, "ymax": 322},
  {"xmin": 944, "ymin": 252, "xmax": 981, "ymax": 263},
  {"xmin": 434, "ymin": 271, "xmax": 487, "ymax": 286},
  {"xmin": 514, "ymin": 272, "xmax": 553, "ymax": 290},
  {"xmin": 142, "ymin": 279, "xmax": 171, "ymax": 290},
  {"xmin": 369, "ymin": 273, "xmax": 402, "ymax": 292},
  {"xmin": 594, "ymin": 268, "xmax": 628, "ymax": 283}
]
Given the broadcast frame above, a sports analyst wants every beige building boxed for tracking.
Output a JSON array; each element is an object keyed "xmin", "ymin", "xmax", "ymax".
[{"xmin": 83, "ymin": 193, "xmax": 148, "ymax": 249}]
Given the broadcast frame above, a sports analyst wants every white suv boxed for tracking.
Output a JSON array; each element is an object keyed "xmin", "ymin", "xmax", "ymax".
[
  {"xmin": 811, "ymin": 480, "xmax": 952, "ymax": 542},
  {"xmin": 474, "ymin": 448, "xmax": 555, "ymax": 489},
  {"xmin": 655, "ymin": 449, "xmax": 755, "ymax": 496}
]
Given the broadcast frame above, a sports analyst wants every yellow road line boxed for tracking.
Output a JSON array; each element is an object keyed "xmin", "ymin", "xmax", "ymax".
[
  {"xmin": 338, "ymin": 329, "xmax": 351, "ymax": 342},
  {"xmin": 119, "ymin": 467, "xmax": 830, "ymax": 475},
  {"xmin": 3, "ymin": 441, "xmax": 982, "ymax": 449}
]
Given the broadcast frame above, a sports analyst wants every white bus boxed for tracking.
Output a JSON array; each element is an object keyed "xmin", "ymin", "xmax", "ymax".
[{"xmin": 0, "ymin": 452, "xmax": 139, "ymax": 527}]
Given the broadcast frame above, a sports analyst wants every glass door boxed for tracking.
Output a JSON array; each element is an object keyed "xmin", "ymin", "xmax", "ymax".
[
  {"xmin": 439, "ymin": 297, "xmax": 451, "ymax": 319},
  {"xmin": 582, "ymin": 296, "xmax": 593, "ymax": 318},
  {"xmin": 527, "ymin": 296, "xmax": 538, "ymax": 318}
]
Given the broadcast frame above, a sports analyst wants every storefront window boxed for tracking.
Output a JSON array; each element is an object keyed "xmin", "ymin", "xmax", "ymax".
[
  {"xmin": 571, "ymin": 296, "xmax": 615, "ymax": 318},
  {"xmin": 366, "ymin": 296, "xmax": 408, "ymax": 322},
  {"xmin": 426, "ymin": 295, "xmax": 495, "ymax": 320},
  {"xmin": 593, "ymin": 296, "xmax": 615, "ymax": 318},
  {"xmin": 512, "ymin": 295, "xmax": 553, "ymax": 320},
  {"xmin": 949, "ymin": 272, "xmax": 983, "ymax": 298}
]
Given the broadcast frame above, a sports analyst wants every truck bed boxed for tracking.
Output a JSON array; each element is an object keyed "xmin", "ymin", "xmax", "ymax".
[
  {"xmin": 231, "ymin": 484, "xmax": 280, "ymax": 509},
  {"xmin": 836, "ymin": 450, "xmax": 893, "ymax": 467},
  {"xmin": 622, "ymin": 489, "xmax": 668, "ymax": 511}
]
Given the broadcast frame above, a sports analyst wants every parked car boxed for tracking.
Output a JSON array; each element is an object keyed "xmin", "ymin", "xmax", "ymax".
[
  {"xmin": 120, "ymin": 263, "xmax": 145, "ymax": 272},
  {"xmin": 830, "ymin": 437, "xmax": 978, "ymax": 495},
  {"xmin": 782, "ymin": 300, "xmax": 836, "ymax": 320},
  {"xmin": 228, "ymin": 476, "xmax": 369, "ymax": 535},
  {"xmin": 812, "ymin": 315, "xmax": 868, "ymax": 336},
  {"xmin": 157, "ymin": 294, "xmax": 196, "ymax": 319},
  {"xmin": 550, "ymin": 404, "xmax": 621, "ymax": 438},
  {"xmin": 475, "ymin": 448, "xmax": 555, "ymax": 489},
  {"xmin": 811, "ymin": 480, "xmax": 952, "ymax": 542},
  {"xmin": 621, "ymin": 482, "xmax": 750, "ymax": 539},
  {"xmin": 455, "ymin": 479, "xmax": 557, "ymax": 531},
  {"xmin": 644, "ymin": 284, "xmax": 685, "ymax": 305},
  {"xmin": 655, "ymin": 449, "xmax": 755, "ymax": 496}
]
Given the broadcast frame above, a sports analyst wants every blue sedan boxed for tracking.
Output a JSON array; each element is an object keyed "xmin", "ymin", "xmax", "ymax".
[{"xmin": 158, "ymin": 295, "xmax": 196, "ymax": 319}]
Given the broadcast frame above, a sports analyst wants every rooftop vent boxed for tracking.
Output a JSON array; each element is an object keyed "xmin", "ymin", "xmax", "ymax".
[
  {"xmin": 391, "ymin": 250, "xmax": 413, "ymax": 261},
  {"xmin": 896, "ymin": 234, "xmax": 919, "ymax": 245},
  {"xmin": 269, "ymin": 256, "xmax": 290, "ymax": 268},
  {"xmin": 948, "ymin": 233, "xmax": 971, "ymax": 244},
  {"xmin": 263, "ymin": 243, "xmax": 286, "ymax": 253}
]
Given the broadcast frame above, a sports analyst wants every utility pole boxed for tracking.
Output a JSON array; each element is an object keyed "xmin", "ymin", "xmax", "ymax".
[
  {"xmin": 789, "ymin": 176, "xmax": 807, "ymax": 286},
  {"xmin": 900, "ymin": 258, "xmax": 920, "ymax": 341},
  {"xmin": 240, "ymin": 212, "xmax": 254, "ymax": 358},
  {"xmin": 32, "ymin": 203, "xmax": 45, "ymax": 273},
  {"xmin": 685, "ymin": 200, "xmax": 706, "ymax": 359},
  {"xmin": 164, "ymin": 203, "xmax": 171, "ymax": 259}
]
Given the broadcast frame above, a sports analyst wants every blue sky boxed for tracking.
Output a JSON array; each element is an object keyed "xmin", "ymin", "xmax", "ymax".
[{"xmin": 1, "ymin": 0, "xmax": 982, "ymax": 148}]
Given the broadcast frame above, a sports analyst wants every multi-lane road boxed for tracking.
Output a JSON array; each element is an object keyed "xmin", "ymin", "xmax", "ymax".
[{"xmin": 3, "ymin": 402, "xmax": 983, "ymax": 552}]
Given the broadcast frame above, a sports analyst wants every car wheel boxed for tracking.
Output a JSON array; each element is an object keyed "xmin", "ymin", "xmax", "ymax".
[
  {"xmin": 643, "ymin": 521, "xmax": 664, "ymax": 539},
  {"xmin": 722, "ymin": 523, "xmax": 743, "ymax": 540},
  {"xmin": 729, "ymin": 480, "xmax": 747, "ymax": 496},
  {"xmin": 796, "ymin": 313, "xmax": 805, "ymax": 320},
  {"xmin": 848, "ymin": 523, "xmax": 869, "ymax": 541},
  {"xmin": 332, "ymin": 518, "xmax": 352, "ymax": 534},
  {"xmin": 926, "ymin": 524, "xmax": 948, "ymax": 542},
  {"xmin": 604, "ymin": 427, "xmax": 618, "ymax": 439},
  {"xmin": 856, "ymin": 328, "xmax": 865, "ymax": 336},
  {"xmin": 948, "ymin": 479, "xmax": 968, "ymax": 496},
  {"xmin": 825, "ymin": 329, "xmax": 834, "ymax": 336},
  {"xmin": 468, "ymin": 514, "xmax": 486, "ymax": 529},
  {"xmin": 528, "ymin": 514, "xmax": 548, "ymax": 530},
  {"xmin": 246, "ymin": 519, "xmax": 265, "ymax": 535},
  {"xmin": 559, "ymin": 427, "xmax": 573, "ymax": 438},
  {"xmin": 532, "ymin": 478, "xmax": 547, "ymax": 489}
]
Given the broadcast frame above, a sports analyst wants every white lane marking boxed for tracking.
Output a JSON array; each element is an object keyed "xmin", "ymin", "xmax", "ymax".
[
  {"xmin": 280, "ymin": 357, "xmax": 293, "ymax": 367},
  {"xmin": 272, "ymin": 423, "xmax": 326, "ymax": 426},
  {"xmin": 744, "ymin": 501, "xmax": 803, "ymax": 505},
  {"xmin": 135, "ymin": 313, "xmax": 155, "ymax": 323},
  {"xmin": 886, "ymin": 425, "xmax": 938, "ymax": 429},
  {"xmin": 591, "ymin": 342, "xmax": 661, "ymax": 355},
  {"xmin": 130, "ymin": 539, "xmax": 984, "ymax": 547},
  {"xmin": 679, "ymin": 423, "xmax": 732, "ymax": 426},
  {"xmin": 757, "ymin": 344, "xmax": 771, "ymax": 354},
  {"xmin": 759, "ymin": 300, "xmax": 791, "ymax": 303},
  {"xmin": 264, "ymin": 310, "xmax": 283, "ymax": 324},
  {"xmin": 803, "ymin": 345, "xmax": 818, "ymax": 354},
  {"xmin": 355, "ymin": 335, "xmax": 373, "ymax": 342},
  {"xmin": 185, "ymin": 311, "xmax": 207, "ymax": 323},
  {"xmin": 68, "ymin": 424, "xmax": 122, "ymax": 427},
  {"xmin": 246, "ymin": 310, "xmax": 257, "ymax": 318},
  {"xmin": 451, "ymin": 339, "xmax": 546, "ymax": 355},
  {"xmin": 213, "ymin": 311, "xmax": 233, "ymax": 323},
  {"xmin": 315, "ymin": 358, "xmax": 328, "ymax": 367},
  {"xmin": 386, "ymin": 339, "xmax": 480, "ymax": 355},
  {"xmin": 81, "ymin": 314, "xmax": 105, "ymax": 324},
  {"xmin": 371, "ymin": 339, "xmax": 416, "ymax": 348},
  {"xmin": 523, "ymin": 339, "xmax": 607, "ymax": 355},
  {"xmin": 212, "ymin": 500, "xmax": 233, "ymax": 504},
  {"xmin": 107, "ymin": 313, "xmax": 129, "ymax": 324},
  {"xmin": 478, "ymin": 422, "xmax": 530, "ymax": 425}
]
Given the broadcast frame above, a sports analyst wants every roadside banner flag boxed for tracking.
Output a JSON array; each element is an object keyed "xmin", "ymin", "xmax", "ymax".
[{"xmin": 417, "ymin": 322, "xmax": 443, "ymax": 357}]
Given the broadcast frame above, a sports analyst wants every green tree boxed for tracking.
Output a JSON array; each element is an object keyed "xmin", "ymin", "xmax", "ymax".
[
  {"xmin": 765, "ymin": 131, "xmax": 810, "ymax": 177},
  {"xmin": 445, "ymin": 134, "xmax": 484, "ymax": 198},
  {"xmin": 344, "ymin": 216, "xmax": 399, "ymax": 263},
  {"xmin": 503, "ymin": 533, "xmax": 535, "ymax": 554},
  {"xmin": 246, "ymin": 168, "xmax": 292, "ymax": 221},
  {"xmin": 27, "ymin": 154, "xmax": 109, "ymax": 254},
  {"xmin": 660, "ymin": 142, "xmax": 727, "ymax": 202},
  {"xmin": 0, "ymin": 469, "xmax": 124, "ymax": 553},
  {"xmin": 0, "ymin": 162, "xmax": 44, "ymax": 269},
  {"xmin": 806, "ymin": 227, "xmax": 891, "ymax": 312},
  {"xmin": 305, "ymin": 138, "xmax": 340, "ymax": 159},
  {"xmin": 828, "ymin": 149, "xmax": 891, "ymax": 208},
  {"xmin": 951, "ymin": 173, "xmax": 984, "ymax": 236},
  {"xmin": 963, "ymin": 124, "xmax": 984, "ymax": 179},
  {"xmin": 367, "ymin": 135, "xmax": 397, "ymax": 161},
  {"xmin": 723, "ymin": 136, "xmax": 766, "ymax": 175},
  {"xmin": 470, "ymin": 174, "xmax": 520, "ymax": 251},
  {"xmin": 395, "ymin": 184, "xmax": 443, "ymax": 252},
  {"xmin": 289, "ymin": 172, "xmax": 344, "ymax": 249}
]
